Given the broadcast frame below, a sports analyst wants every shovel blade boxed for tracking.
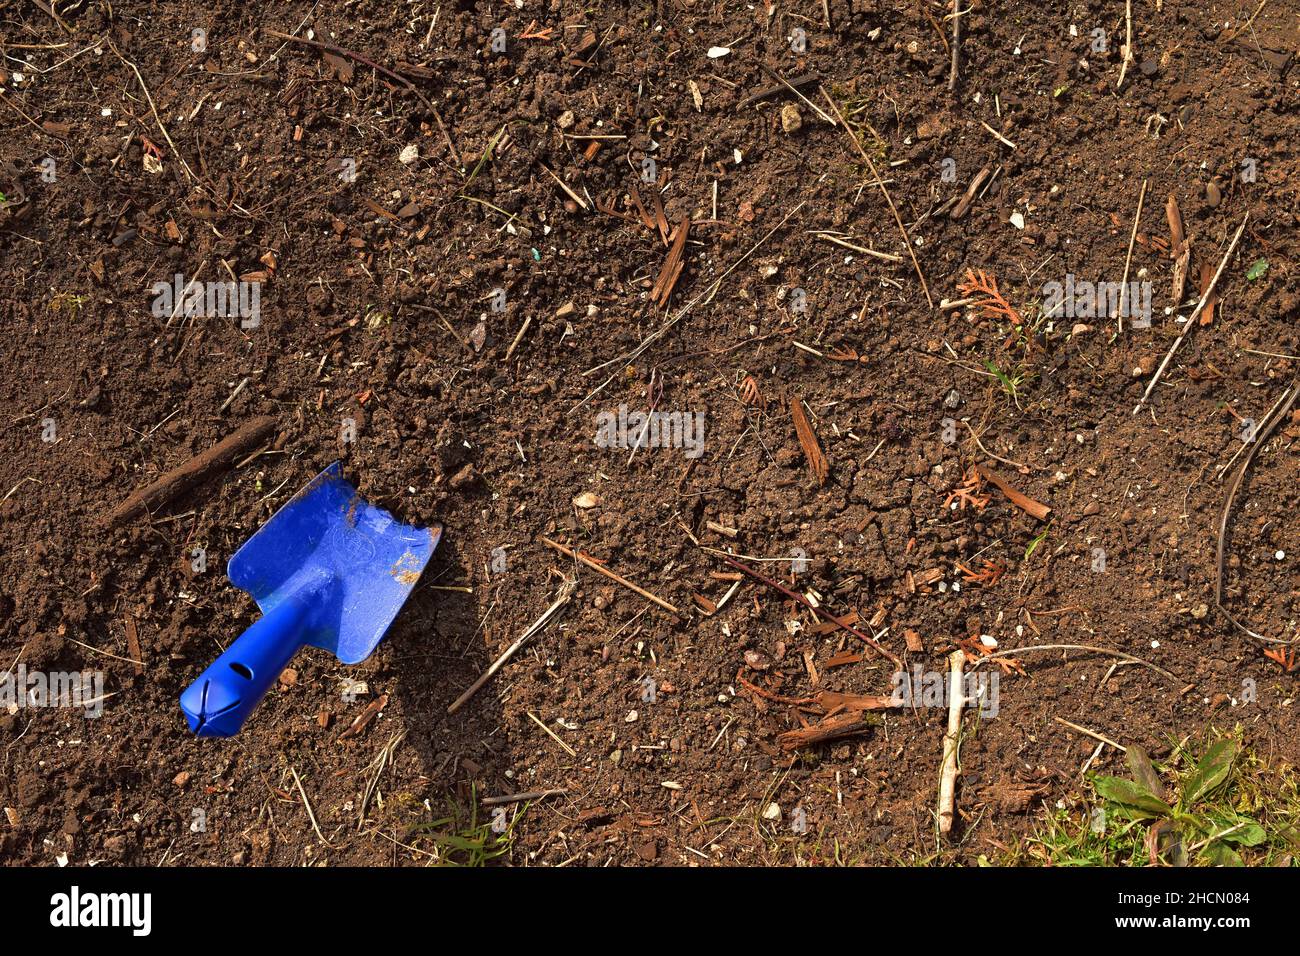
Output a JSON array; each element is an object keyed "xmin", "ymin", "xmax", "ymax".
[{"xmin": 228, "ymin": 462, "xmax": 439, "ymax": 664}]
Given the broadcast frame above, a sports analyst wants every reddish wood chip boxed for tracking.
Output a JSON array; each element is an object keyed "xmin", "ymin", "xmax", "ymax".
[{"xmin": 790, "ymin": 396, "xmax": 829, "ymax": 485}]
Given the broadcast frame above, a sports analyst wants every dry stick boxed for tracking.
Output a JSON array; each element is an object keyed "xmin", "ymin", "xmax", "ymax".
[
  {"xmin": 481, "ymin": 789, "xmax": 567, "ymax": 807},
  {"xmin": 820, "ymin": 88, "xmax": 933, "ymax": 307},
  {"xmin": 937, "ymin": 649, "xmax": 964, "ymax": 837},
  {"xmin": 759, "ymin": 65, "xmax": 834, "ymax": 124},
  {"xmin": 1214, "ymin": 381, "xmax": 1300, "ymax": 646},
  {"xmin": 974, "ymin": 462, "xmax": 1051, "ymax": 520},
  {"xmin": 1055, "ymin": 716, "xmax": 1126, "ymax": 752},
  {"xmin": 290, "ymin": 766, "xmax": 335, "ymax": 847},
  {"xmin": 264, "ymin": 29, "xmax": 432, "ymax": 107},
  {"xmin": 32, "ymin": 0, "xmax": 71, "ymax": 33},
  {"xmin": 527, "ymin": 711, "xmax": 577, "ymax": 757},
  {"xmin": 1215, "ymin": 384, "xmax": 1291, "ymax": 482},
  {"xmin": 947, "ymin": 0, "xmax": 961, "ymax": 92},
  {"xmin": 970, "ymin": 643, "xmax": 1182, "ymax": 684},
  {"xmin": 737, "ymin": 71, "xmax": 821, "ymax": 109},
  {"xmin": 539, "ymin": 162, "xmax": 590, "ymax": 210},
  {"xmin": 1117, "ymin": 178, "xmax": 1148, "ymax": 336},
  {"xmin": 109, "ymin": 44, "xmax": 201, "ymax": 187},
  {"xmin": 447, "ymin": 580, "xmax": 576, "ymax": 714},
  {"xmin": 979, "ymin": 120, "xmax": 1017, "ymax": 150},
  {"xmin": 1117, "ymin": 0, "xmax": 1135, "ymax": 89},
  {"xmin": 1134, "ymin": 215, "xmax": 1249, "ymax": 415},
  {"xmin": 539, "ymin": 537, "xmax": 679, "ymax": 615},
  {"xmin": 576, "ymin": 201, "xmax": 807, "ymax": 404},
  {"xmin": 104, "ymin": 416, "xmax": 278, "ymax": 526},
  {"xmin": 717, "ymin": 553, "xmax": 901, "ymax": 667}
]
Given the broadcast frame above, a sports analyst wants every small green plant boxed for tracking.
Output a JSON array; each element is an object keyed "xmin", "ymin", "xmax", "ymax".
[
  {"xmin": 50, "ymin": 291, "xmax": 88, "ymax": 318},
  {"xmin": 1023, "ymin": 525, "xmax": 1050, "ymax": 560},
  {"xmin": 1246, "ymin": 259, "xmax": 1269, "ymax": 281},
  {"xmin": 1018, "ymin": 730, "xmax": 1300, "ymax": 866},
  {"xmin": 984, "ymin": 359, "xmax": 1033, "ymax": 408},
  {"xmin": 412, "ymin": 790, "xmax": 522, "ymax": 866}
]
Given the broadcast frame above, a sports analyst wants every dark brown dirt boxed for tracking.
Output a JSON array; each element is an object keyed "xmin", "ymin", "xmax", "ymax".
[{"xmin": 0, "ymin": 0, "xmax": 1297, "ymax": 866}]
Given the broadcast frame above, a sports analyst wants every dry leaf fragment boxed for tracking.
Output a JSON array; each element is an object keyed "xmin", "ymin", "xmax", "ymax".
[{"xmin": 957, "ymin": 268, "xmax": 1023, "ymax": 327}]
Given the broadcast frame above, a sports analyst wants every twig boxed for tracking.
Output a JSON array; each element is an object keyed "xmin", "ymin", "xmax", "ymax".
[
  {"xmin": 218, "ymin": 376, "xmax": 249, "ymax": 414},
  {"xmin": 1055, "ymin": 716, "xmax": 1126, "ymax": 752},
  {"xmin": 1214, "ymin": 381, "xmax": 1299, "ymax": 646},
  {"xmin": 448, "ymin": 580, "xmax": 576, "ymax": 713},
  {"xmin": 31, "ymin": 0, "xmax": 71, "ymax": 34},
  {"xmin": 820, "ymin": 87, "xmax": 933, "ymax": 307},
  {"xmin": 959, "ymin": 421, "xmax": 1034, "ymax": 472},
  {"xmin": 938, "ymin": 650, "xmax": 964, "ymax": 836},
  {"xmin": 778, "ymin": 711, "xmax": 877, "ymax": 751},
  {"xmin": 264, "ymin": 29, "xmax": 432, "ymax": 107},
  {"xmin": 290, "ymin": 766, "xmax": 335, "ymax": 847},
  {"xmin": 538, "ymin": 162, "xmax": 590, "ymax": 210},
  {"xmin": 737, "ymin": 71, "xmax": 820, "ymax": 109},
  {"xmin": 716, "ymin": 553, "xmax": 901, "ymax": 667},
  {"xmin": 539, "ymin": 537, "xmax": 679, "ymax": 615},
  {"xmin": 809, "ymin": 232, "xmax": 902, "ymax": 261},
  {"xmin": 759, "ymin": 65, "xmax": 834, "ymax": 124},
  {"xmin": 1117, "ymin": 178, "xmax": 1148, "ymax": 336},
  {"xmin": 103, "ymin": 416, "xmax": 278, "ymax": 526},
  {"xmin": 1215, "ymin": 385, "xmax": 1291, "ymax": 482},
  {"xmin": 947, "ymin": 0, "xmax": 961, "ymax": 93},
  {"xmin": 979, "ymin": 120, "xmax": 1017, "ymax": 150},
  {"xmin": 576, "ymin": 201, "xmax": 806, "ymax": 404},
  {"xmin": 974, "ymin": 463, "xmax": 1051, "ymax": 520},
  {"xmin": 482, "ymin": 789, "xmax": 567, "ymax": 807},
  {"xmin": 969, "ymin": 643, "xmax": 1181, "ymax": 683},
  {"xmin": 108, "ymin": 44, "xmax": 202, "ymax": 187},
  {"xmin": 63, "ymin": 635, "xmax": 144, "ymax": 667},
  {"xmin": 527, "ymin": 711, "xmax": 577, "ymax": 757},
  {"xmin": 1134, "ymin": 215, "xmax": 1249, "ymax": 415},
  {"xmin": 1117, "ymin": 0, "xmax": 1135, "ymax": 89},
  {"xmin": 1220, "ymin": 0, "xmax": 1270, "ymax": 43}
]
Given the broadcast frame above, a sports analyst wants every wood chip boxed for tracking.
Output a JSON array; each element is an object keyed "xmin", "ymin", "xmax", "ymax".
[
  {"xmin": 1198, "ymin": 261, "xmax": 1219, "ymax": 326},
  {"xmin": 1166, "ymin": 193, "xmax": 1191, "ymax": 304},
  {"xmin": 790, "ymin": 396, "xmax": 829, "ymax": 485},
  {"xmin": 338, "ymin": 693, "xmax": 388, "ymax": 740},
  {"xmin": 777, "ymin": 712, "xmax": 877, "ymax": 751},
  {"xmin": 974, "ymin": 463, "xmax": 1051, "ymax": 520},
  {"xmin": 123, "ymin": 614, "xmax": 143, "ymax": 675},
  {"xmin": 650, "ymin": 217, "xmax": 690, "ymax": 308}
]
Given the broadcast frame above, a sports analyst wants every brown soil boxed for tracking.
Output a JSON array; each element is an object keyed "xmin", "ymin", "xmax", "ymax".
[{"xmin": 0, "ymin": 0, "xmax": 1297, "ymax": 866}]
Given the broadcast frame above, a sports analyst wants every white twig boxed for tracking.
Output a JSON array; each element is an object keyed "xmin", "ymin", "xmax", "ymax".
[
  {"xmin": 1133, "ymin": 215, "xmax": 1249, "ymax": 415},
  {"xmin": 1117, "ymin": 178, "xmax": 1147, "ymax": 336},
  {"xmin": 447, "ymin": 580, "xmax": 576, "ymax": 713},
  {"xmin": 937, "ymin": 650, "xmax": 964, "ymax": 837},
  {"xmin": 1117, "ymin": 0, "xmax": 1134, "ymax": 89}
]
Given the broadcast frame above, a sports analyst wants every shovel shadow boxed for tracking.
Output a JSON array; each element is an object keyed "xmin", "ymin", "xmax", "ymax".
[{"xmin": 382, "ymin": 532, "xmax": 516, "ymax": 852}]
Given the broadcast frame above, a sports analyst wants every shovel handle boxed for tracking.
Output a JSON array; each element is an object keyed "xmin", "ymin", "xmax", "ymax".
[{"xmin": 180, "ymin": 595, "xmax": 309, "ymax": 737}]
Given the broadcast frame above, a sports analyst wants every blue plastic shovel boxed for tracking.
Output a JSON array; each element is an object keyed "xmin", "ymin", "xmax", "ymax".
[{"xmin": 180, "ymin": 462, "xmax": 440, "ymax": 737}]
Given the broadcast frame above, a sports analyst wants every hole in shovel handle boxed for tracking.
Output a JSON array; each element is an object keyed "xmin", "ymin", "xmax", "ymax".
[{"xmin": 229, "ymin": 662, "xmax": 254, "ymax": 680}]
